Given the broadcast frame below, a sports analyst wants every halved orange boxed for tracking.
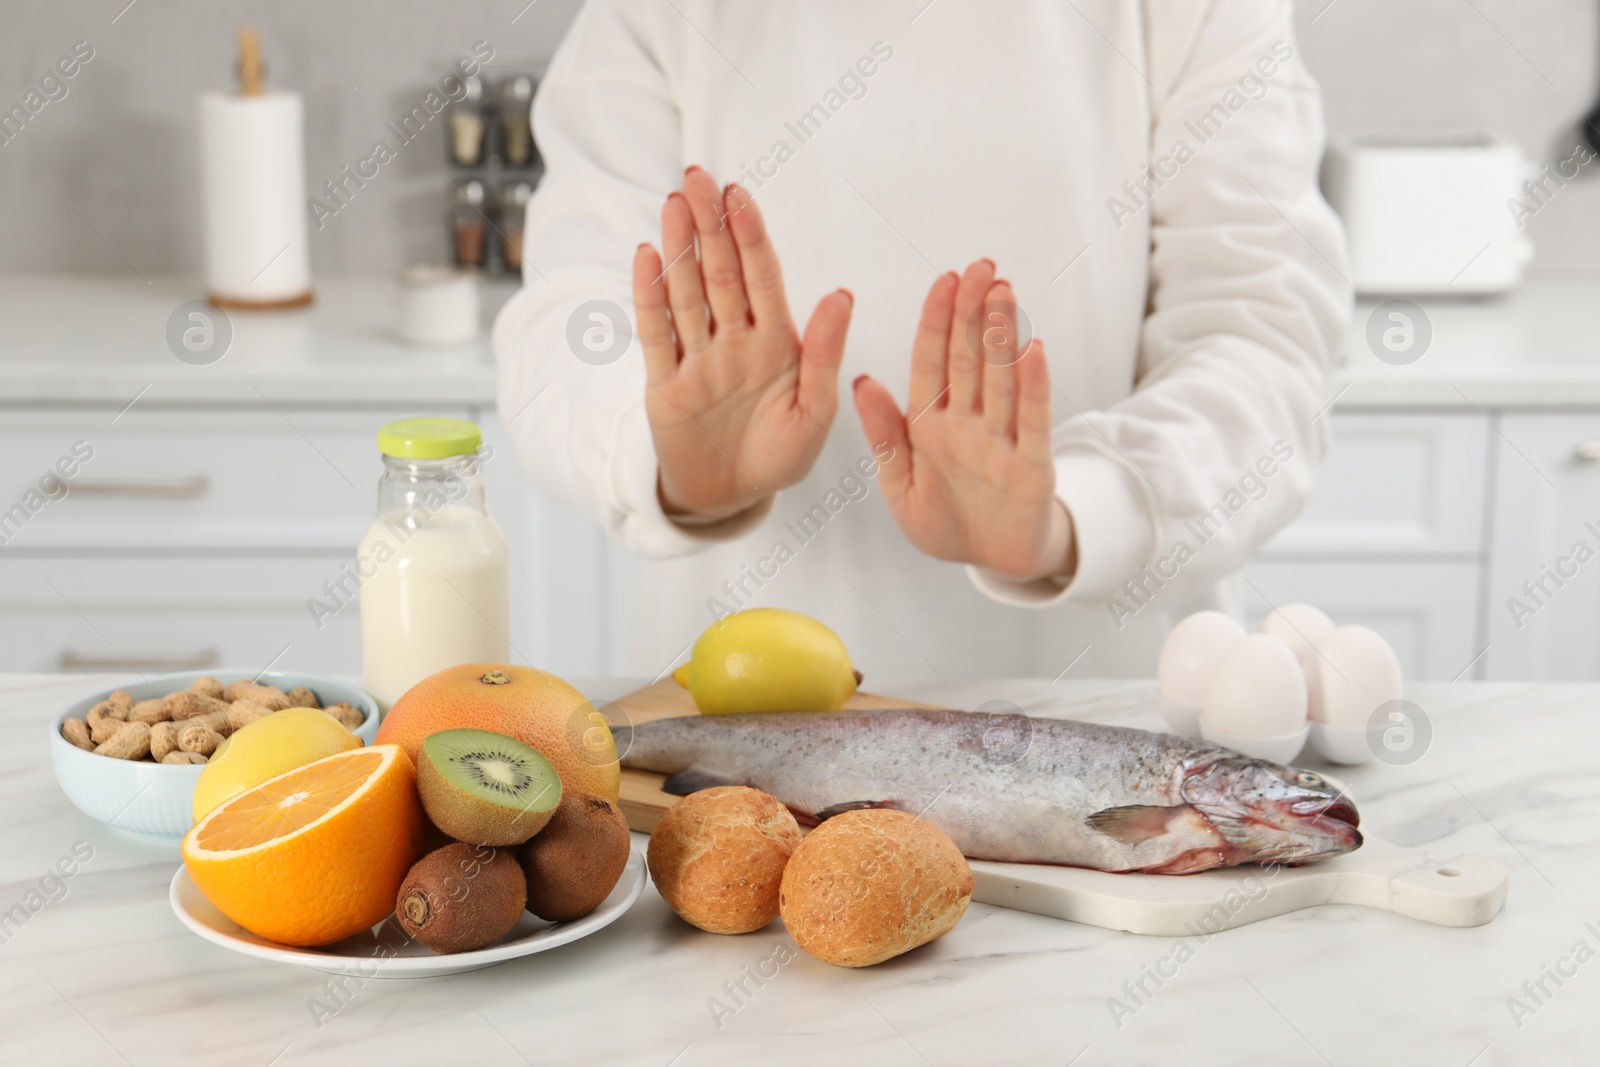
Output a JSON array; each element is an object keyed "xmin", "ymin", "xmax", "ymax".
[{"xmin": 182, "ymin": 745, "xmax": 424, "ymax": 947}]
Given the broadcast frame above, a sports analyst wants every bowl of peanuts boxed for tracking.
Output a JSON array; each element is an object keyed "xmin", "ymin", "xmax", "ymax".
[{"xmin": 51, "ymin": 671, "xmax": 381, "ymax": 843}]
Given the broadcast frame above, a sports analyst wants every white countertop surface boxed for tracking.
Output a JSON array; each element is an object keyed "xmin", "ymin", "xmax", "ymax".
[
  {"xmin": 2, "ymin": 273, "xmax": 1600, "ymax": 409},
  {"xmin": 0, "ymin": 274, "xmax": 502, "ymax": 407},
  {"xmin": 1340, "ymin": 282, "xmax": 1600, "ymax": 407},
  {"xmin": 1, "ymin": 674, "xmax": 1588, "ymax": 1065}
]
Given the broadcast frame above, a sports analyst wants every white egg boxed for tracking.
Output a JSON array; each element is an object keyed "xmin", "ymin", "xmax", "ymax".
[
  {"xmin": 1201, "ymin": 634, "xmax": 1308, "ymax": 737},
  {"xmin": 1260, "ymin": 603, "xmax": 1336, "ymax": 680},
  {"xmin": 1309, "ymin": 625, "xmax": 1403, "ymax": 727},
  {"xmin": 1157, "ymin": 611, "xmax": 1247, "ymax": 707}
]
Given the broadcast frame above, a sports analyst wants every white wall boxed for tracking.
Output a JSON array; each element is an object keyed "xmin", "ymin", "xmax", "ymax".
[{"xmin": 1, "ymin": 0, "xmax": 1598, "ymax": 276}]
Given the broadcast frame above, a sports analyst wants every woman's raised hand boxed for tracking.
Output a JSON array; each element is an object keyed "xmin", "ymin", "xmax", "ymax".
[
  {"xmin": 633, "ymin": 166, "xmax": 854, "ymax": 520},
  {"xmin": 853, "ymin": 259, "xmax": 1075, "ymax": 580}
]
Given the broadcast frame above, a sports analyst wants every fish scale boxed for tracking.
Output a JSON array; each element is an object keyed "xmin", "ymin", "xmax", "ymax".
[{"xmin": 615, "ymin": 708, "xmax": 1362, "ymax": 874}]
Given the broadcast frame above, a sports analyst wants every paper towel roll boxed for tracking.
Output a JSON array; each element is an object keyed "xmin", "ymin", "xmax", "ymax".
[{"xmin": 198, "ymin": 89, "xmax": 312, "ymax": 307}]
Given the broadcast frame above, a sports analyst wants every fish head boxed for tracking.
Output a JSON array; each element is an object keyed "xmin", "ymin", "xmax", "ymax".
[{"xmin": 1182, "ymin": 758, "xmax": 1362, "ymax": 865}]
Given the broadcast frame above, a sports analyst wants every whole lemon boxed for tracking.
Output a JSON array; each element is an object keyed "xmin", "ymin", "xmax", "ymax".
[
  {"xmin": 192, "ymin": 707, "xmax": 362, "ymax": 821},
  {"xmin": 687, "ymin": 609, "xmax": 860, "ymax": 715}
]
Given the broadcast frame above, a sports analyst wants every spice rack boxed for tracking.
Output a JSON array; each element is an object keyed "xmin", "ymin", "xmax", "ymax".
[{"xmin": 445, "ymin": 71, "xmax": 542, "ymax": 276}]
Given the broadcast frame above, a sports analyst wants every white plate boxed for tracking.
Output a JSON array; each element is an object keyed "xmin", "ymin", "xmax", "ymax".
[{"xmin": 169, "ymin": 843, "xmax": 648, "ymax": 978}]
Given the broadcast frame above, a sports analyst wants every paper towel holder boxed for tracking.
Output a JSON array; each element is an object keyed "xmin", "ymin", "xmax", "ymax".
[{"xmin": 201, "ymin": 25, "xmax": 314, "ymax": 311}]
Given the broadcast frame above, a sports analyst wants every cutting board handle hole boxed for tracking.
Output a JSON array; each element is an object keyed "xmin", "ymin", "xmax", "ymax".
[{"xmin": 1437, "ymin": 866, "xmax": 1463, "ymax": 877}]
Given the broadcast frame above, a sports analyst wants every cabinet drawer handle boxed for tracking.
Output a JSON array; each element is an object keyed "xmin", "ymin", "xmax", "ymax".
[
  {"xmin": 69, "ymin": 476, "xmax": 210, "ymax": 498},
  {"xmin": 58, "ymin": 649, "xmax": 219, "ymax": 672},
  {"xmin": 1576, "ymin": 442, "xmax": 1600, "ymax": 462}
]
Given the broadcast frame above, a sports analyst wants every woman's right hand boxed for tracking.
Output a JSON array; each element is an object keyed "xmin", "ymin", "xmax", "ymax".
[{"xmin": 633, "ymin": 166, "xmax": 854, "ymax": 520}]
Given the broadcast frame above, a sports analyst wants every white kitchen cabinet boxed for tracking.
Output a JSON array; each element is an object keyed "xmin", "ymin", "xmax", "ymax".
[
  {"xmin": 1257, "ymin": 412, "xmax": 1489, "ymax": 556},
  {"xmin": 2, "ymin": 277, "xmax": 1595, "ymax": 683},
  {"xmin": 1235, "ymin": 412, "xmax": 1491, "ymax": 680},
  {"xmin": 0, "ymin": 556, "xmax": 361, "ymax": 674},
  {"xmin": 478, "ymin": 412, "xmax": 620, "ymax": 676},
  {"xmin": 0, "ymin": 403, "xmax": 516, "ymax": 677},
  {"xmin": 1238, "ymin": 560, "xmax": 1482, "ymax": 682},
  {"xmin": 1483, "ymin": 412, "xmax": 1600, "ymax": 681},
  {"xmin": 0, "ymin": 409, "xmax": 389, "ymax": 550}
]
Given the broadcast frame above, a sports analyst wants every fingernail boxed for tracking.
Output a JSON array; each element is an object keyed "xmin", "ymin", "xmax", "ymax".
[
  {"xmin": 667, "ymin": 191, "xmax": 687, "ymax": 204},
  {"xmin": 992, "ymin": 278, "xmax": 1011, "ymax": 290},
  {"xmin": 636, "ymin": 242, "xmax": 651, "ymax": 252},
  {"xmin": 979, "ymin": 258, "xmax": 996, "ymax": 271},
  {"xmin": 684, "ymin": 164, "xmax": 703, "ymax": 177},
  {"xmin": 944, "ymin": 271, "xmax": 959, "ymax": 286},
  {"xmin": 853, "ymin": 374, "xmax": 869, "ymax": 390},
  {"xmin": 838, "ymin": 288, "xmax": 855, "ymax": 307}
]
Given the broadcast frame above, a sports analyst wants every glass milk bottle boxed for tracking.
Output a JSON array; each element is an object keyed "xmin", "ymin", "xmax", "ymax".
[{"xmin": 360, "ymin": 418, "xmax": 508, "ymax": 711}]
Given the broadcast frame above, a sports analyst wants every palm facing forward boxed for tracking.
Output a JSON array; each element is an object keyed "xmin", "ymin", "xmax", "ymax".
[
  {"xmin": 633, "ymin": 166, "xmax": 853, "ymax": 519},
  {"xmin": 853, "ymin": 259, "xmax": 1072, "ymax": 580}
]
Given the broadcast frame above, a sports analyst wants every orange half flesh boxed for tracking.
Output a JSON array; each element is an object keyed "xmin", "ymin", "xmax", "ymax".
[
  {"xmin": 193, "ymin": 748, "xmax": 385, "ymax": 852},
  {"xmin": 182, "ymin": 745, "xmax": 423, "ymax": 947}
]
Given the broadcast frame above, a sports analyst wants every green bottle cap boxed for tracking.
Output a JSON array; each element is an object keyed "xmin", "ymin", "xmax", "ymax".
[{"xmin": 376, "ymin": 418, "xmax": 482, "ymax": 459}]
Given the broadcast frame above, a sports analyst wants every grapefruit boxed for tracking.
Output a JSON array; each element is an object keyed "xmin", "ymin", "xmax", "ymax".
[{"xmin": 375, "ymin": 664, "xmax": 620, "ymax": 801}]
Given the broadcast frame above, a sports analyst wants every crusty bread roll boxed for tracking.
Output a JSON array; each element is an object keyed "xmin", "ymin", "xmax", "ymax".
[
  {"xmin": 648, "ymin": 786, "xmax": 802, "ymax": 934},
  {"xmin": 779, "ymin": 809, "xmax": 973, "ymax": 967}
]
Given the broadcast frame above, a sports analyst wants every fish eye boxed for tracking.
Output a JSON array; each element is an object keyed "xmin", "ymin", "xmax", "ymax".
[{"xmin": 1295, "ymin": 772, "xmax": 1323, "ymax": 788}]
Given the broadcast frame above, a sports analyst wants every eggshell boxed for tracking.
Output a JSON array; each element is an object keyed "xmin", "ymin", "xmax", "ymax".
[
  {"xmin": 1309, "ymin": 625, "xmax": 1403, "ymax": 727},
  {"xmin": 1200, "ymin": 633, "xmax": 1308, "ymax": 737},
  {"xmin": 1157, "ymin": 611, "xmax": 1247, "ymax": 707},
  {"xmin": 1260, "ymin": 603, "xmax": 1336, "ymax": 679}
]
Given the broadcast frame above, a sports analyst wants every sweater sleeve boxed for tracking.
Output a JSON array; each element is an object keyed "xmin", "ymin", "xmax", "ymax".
[
  {"xmin": 971, "ymin": 0, "xmax": 1351, "ymax": 609},
  {"xmin": 491, "ymin": 0, "xmax": 771, "ymax": 558}
]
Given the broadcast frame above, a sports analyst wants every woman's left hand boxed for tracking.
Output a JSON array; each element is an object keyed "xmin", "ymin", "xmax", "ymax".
[{"xmin": 853, "ymin": 259, "xmax": 1076, "ymax": 581}]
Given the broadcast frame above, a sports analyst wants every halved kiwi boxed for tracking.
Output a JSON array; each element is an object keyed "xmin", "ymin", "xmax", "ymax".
[{"xmin": 418, "ymin": 728, "xmax": 563, "ymax": 846}]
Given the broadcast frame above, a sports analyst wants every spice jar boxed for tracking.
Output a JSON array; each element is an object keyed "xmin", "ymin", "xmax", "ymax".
[
  {"xmin": 451, "ymin": 179, "xmax": 490, "ymax": 268},
  {"xmin": 498, "ymin": 181, "xmax": 534, "ymax": 270},
  {"xmin": 498, "ymin": 75, "xmax": 536, "ymax": 167},
  {"xmin": 446, "ymin": 75, "xmax": 487, "ymax": 166}
]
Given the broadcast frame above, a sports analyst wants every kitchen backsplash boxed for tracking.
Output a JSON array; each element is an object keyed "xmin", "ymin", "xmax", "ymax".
[{"xmin": 1, "ymin": 0, "xmax": 1597, "ymax": 276}]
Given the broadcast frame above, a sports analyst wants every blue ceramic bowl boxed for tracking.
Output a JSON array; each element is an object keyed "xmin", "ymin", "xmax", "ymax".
[{"xmin": 50, "ymin": 670, "xmax": 380, "ymax": 844}]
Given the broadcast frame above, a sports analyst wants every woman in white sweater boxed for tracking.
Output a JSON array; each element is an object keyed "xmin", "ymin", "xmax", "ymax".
[{"xmin": 493, "ymin": 1, "xmax": 1351, "ymax": 678}]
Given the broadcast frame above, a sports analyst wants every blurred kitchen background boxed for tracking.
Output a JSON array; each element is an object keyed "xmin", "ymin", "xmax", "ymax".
[{"xmin": 1, "ymin": 0, "xmax": 1597, "ymax": 682}]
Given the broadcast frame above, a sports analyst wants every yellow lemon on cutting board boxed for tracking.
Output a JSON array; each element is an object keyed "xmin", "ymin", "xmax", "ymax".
[
  {"xmin": 192, "ymin": 707, "xmax": 362, "ymax": 821},
  {"xmin": 683, "ymin": 608, "xmax": 861, "ymax": 715}
]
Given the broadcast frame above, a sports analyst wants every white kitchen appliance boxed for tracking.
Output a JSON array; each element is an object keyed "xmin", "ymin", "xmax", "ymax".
[{"xmin": 1322, "ymin": 133, "xmax": 1534, "ymax": 295}]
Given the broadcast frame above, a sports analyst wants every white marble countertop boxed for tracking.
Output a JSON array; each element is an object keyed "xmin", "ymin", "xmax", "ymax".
[
  {"xmin": 3, "ymin": 273, "xmax": 1600, "ymax": 409},
  {"xmin": 1, "ymin": 674, "xmax": 1589, "ymax": 1066},
  {"xmin": 1340, "ymin": 282, "xmax": 1600, "ymax": 407},
  {"xmin": 0, "ymin": 274, "xmax": 505, "ymax": 407}
]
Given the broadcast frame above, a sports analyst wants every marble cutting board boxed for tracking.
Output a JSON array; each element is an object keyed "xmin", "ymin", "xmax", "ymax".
[{"xmin": 607, "ymin": 679, "xmax": 1509, "ymax": 935}]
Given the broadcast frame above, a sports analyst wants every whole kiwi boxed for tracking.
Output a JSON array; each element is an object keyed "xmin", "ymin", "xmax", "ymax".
[
  {"xmin": 396, "ymin": 843, "xmax": 526, "ymax": 954},
  {"xmin": 518, "ymin": 791, "xmax": 631, "ymax": 921}
]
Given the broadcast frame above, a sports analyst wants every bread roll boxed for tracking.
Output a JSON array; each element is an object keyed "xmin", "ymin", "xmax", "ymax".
[
  {"xmin": 648, "ymin": 786, "xmax": 802, "ymax": 934},
  {"xmin": 779, "ymin": 809, "xmax": 973, "ymax": 967}
]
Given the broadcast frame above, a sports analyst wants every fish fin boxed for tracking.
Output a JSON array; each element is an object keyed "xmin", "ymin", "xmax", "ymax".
[
  {"xmin": 1086, "ymin": 804, "xmax": 1194, "ymax": 845},
  {"xmin": 1196, "ymin": 813, "xmax": 1258, "ymax": 847},
  {"xmin": 815, "ymin": 800, "xmax": 904, "ymax": 821},
  {"xmin": 660, "ymin": 768, "xmax": 738, "ymax": 796}
]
